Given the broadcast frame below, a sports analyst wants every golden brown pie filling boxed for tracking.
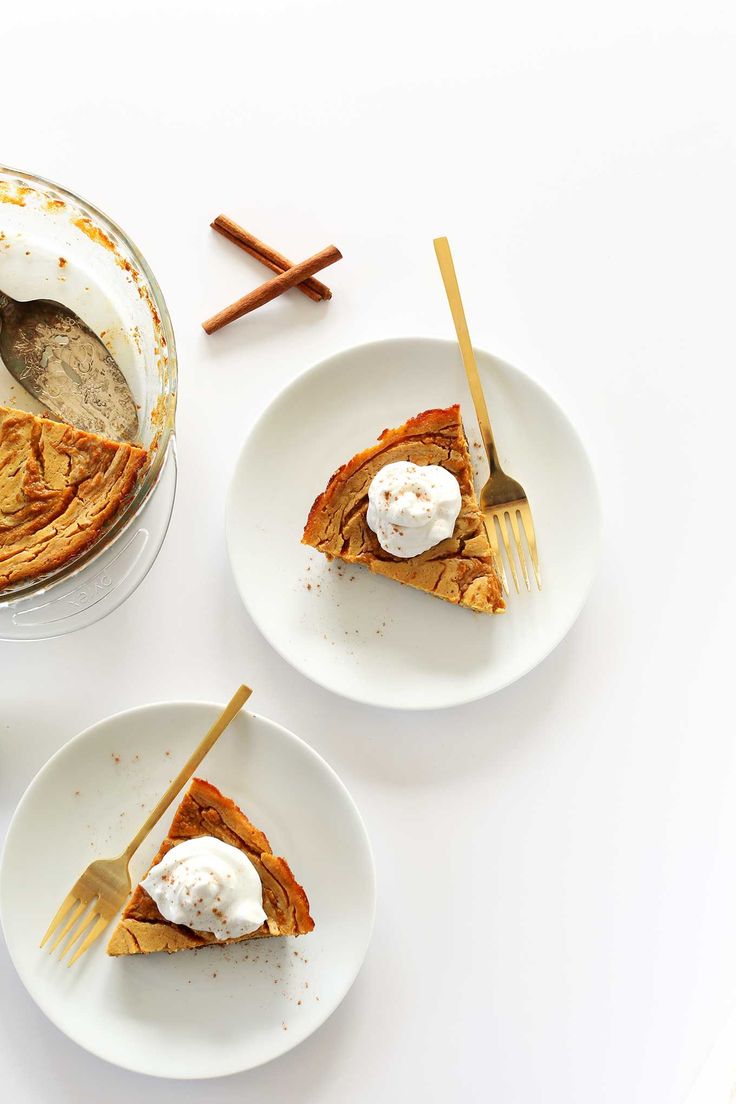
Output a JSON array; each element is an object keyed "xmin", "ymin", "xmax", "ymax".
[
  {"xmin": 0, "ymin": 405, "xmax": 146, "ymax": 592},
  {"xmin": 303, "ymin": 405, "xmax": 504, "ymax": 614},
  {"xmin": 108, "ymin": 778, "xmax": 314, "ymax": 956}
]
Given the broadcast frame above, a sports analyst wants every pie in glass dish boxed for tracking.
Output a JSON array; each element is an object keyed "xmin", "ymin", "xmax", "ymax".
[
  {"xmin": 302, "ymin": 404, "xmax": 505, "ymax": 614},
  {"xmin": 0, "ymin": 404, "xmax": 146, "ymax": 592}
]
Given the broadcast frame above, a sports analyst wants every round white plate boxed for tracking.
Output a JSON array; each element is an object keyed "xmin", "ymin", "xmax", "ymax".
[
  {"xmin": 0, "ymin": 703, "xmax": 375, "ymax": 1078},
  {"xmin": 227, "ymin": 337, "xmax": 601, "ymax": 710}
]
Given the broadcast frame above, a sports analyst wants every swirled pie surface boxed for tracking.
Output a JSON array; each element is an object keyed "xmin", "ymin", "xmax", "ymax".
[
  {"xmin": 303, "ymin": 405, "xmax": 505, "ymax": 614},
  {"xmin": 107, "ymin": 778, "xmax": 314, "ymax": 956},
  {"xmin": 0, "ymin": 405, "xmax": 146, "ymax": 592}
]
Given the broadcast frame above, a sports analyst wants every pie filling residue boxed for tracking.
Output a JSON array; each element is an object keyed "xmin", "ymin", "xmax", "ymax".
[
  {"xmin": 366, "ymin": 460, "xmax": 461, "ymax": 558},
  {"xmin": 140, "ymin": 835, "xmax": 267, "ymax": 941}
]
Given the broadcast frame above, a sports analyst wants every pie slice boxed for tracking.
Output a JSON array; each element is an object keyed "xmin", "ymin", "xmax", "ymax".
[
  {"xmin": 0, "ymin": 404, "xmax": 147, "ymax": 592},
  {"xmin": 302, "ymin": 405, "xmax": 505, "ymax": 614},
  {"xmin": 107, "ymin": 778, "xmax": 314, "ymax": 956}
]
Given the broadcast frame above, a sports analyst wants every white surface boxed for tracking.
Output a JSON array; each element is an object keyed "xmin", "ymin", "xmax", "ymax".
[
  {"xmin": 0, "ymin": 704, "xmax": 374, "ymax": 1078},
  {"xmin": 685, "ymin": 1001, "xmax": 736, "ymax": 1104},
  {"xmin": 1, "ymin": 1, "xmax": 736, "ymax": 1101},
  {"xmin": 228, "ymin": 338, "xmax": 601, "ymax": 708}
]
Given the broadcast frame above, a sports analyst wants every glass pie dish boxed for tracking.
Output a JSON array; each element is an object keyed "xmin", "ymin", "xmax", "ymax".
[{"xmin": 0, "ymin": 167, "xmax": 177, "ymax": 639}]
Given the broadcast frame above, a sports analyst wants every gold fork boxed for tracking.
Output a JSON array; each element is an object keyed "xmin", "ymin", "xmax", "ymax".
[
  {"xmin": 41, "ymin": 684, "xmax": 252, "ymax": 967},
  {"xmin": 434, "ymin": 237, "xmax": 541, "ymax": 594}
]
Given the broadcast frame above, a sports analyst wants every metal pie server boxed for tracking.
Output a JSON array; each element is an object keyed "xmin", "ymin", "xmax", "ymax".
[{"xmin": 0, "ymin": 288, "xmax": 138, "ymax": 441}]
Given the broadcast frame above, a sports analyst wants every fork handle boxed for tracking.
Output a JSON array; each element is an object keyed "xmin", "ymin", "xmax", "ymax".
[
  {"xmin": 433, "ymin": 237, "xmax": 502, "ymax": 476},
  {"xmin": 120, "ymin": 685, "xmax": 252, "ymax": 863}
]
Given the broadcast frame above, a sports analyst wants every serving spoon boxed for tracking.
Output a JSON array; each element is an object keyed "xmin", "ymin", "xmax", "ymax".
[{"xmin": 0, "ymin": 288, "xmax": 138, "ymax": 441}]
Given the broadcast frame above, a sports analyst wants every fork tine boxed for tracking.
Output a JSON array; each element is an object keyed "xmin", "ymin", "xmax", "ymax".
[
  {"xmin": 40, "ymin": 892, "xmax": 77, "ymax": 949},
  {"xmin": 484, "ymin": 514, "xmax": 509, "ymax": 595},
  {"xmin": 58, "ymin": 903, "xmax": 98, "ymax": 963},
  {"xmin": 47, "ymin": 898, "xmax": 87, "ymax": 954},
  {"xmin": 508, "ymin": 510, "xmax": 530, "ymax": 591},
  {"xmin": 496, "ymin": 512, "xmax": 520, "ymax": 593},
  {"xmin": 67, "ymin": 915, "xmax": 110, "ymax": 968},
  {"xmin": 518, "ymin": 503, "xmax": 542, "ymax": 589}
]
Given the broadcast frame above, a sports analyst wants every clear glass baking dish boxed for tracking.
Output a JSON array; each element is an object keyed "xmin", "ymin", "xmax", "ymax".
[{"xmin": 0, "ymin": 167, "xmax": 177, "ymax": 638}]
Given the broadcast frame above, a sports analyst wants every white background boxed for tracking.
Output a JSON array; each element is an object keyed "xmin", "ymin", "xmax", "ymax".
[{"xmin": 1, "ymin": 2, "xmax": 735, "ymax": 1101}]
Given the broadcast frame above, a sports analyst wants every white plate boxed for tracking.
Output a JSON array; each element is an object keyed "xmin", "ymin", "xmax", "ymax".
[
  {"xmin": 227, "ymin": 337, "xmax": 601, "ymax": 710},
  {"xmin": 0, "ymin": 703, "xmax": 375, "ymax": 1078}
]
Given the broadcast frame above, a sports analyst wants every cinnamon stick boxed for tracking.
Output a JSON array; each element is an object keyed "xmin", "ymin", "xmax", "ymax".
[
  {"xmin": 202, "ymin": 245, "xmax": 342, "ymax": 334},
  {"xmin": 211, "ymin": 215, "xmax": 331, "ymax": 302}
]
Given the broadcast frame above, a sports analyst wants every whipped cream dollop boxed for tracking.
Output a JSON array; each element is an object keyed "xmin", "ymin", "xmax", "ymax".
[
  {"xmin": 366, "ymin": 461, "xmax": 462, "ymax": 558},
  {"xmin": 141, "ymin": 836, "xmax": 267, "ymax": 941}
]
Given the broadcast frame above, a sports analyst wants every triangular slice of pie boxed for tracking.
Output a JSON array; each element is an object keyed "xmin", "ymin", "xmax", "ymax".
[
  {"xmin": 107, "ymin": 778, "xmax": 314, "ymax": 956},
  {"xmin": 302, "ymin": 405, "xmax": 505, "ymax": 614}
]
